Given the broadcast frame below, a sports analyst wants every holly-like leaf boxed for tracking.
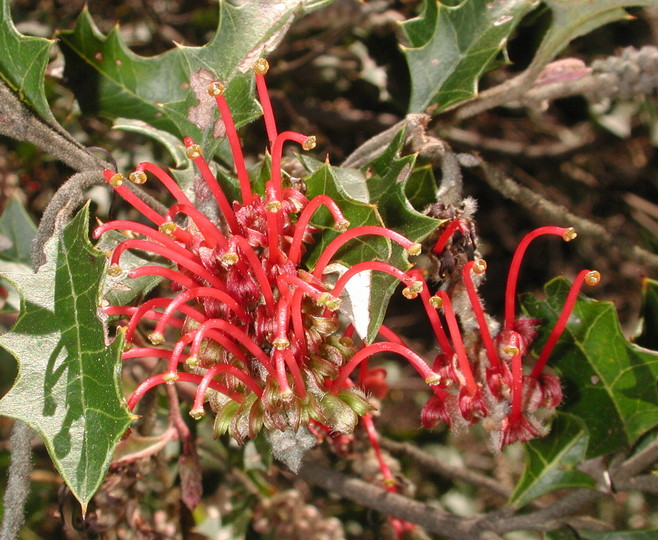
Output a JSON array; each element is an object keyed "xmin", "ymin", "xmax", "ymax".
[
  {"xmin": 511, "ymin": 413, "xmax": 595, "ymax": 507},
  {"xmin": 401, "ymin": 0, "xmax": 533, "ymax": 113},
  {"xmin": 300, "ymin": 132, "xmax": 440, "ymax": 342},
  {"xmin": 0, "ymin": 197, "xmax": 37, "ymax": 312},
  {"xmin": 0, "ymin": 0, "xmax": 57, "ymax": 125},
  {"xmin": 531, "ymin": 0, "xmax": 656, "ymax": 84},
  {"xmin": 0, "ymin": 204, "xmax": 132, "ymax": 509},
  {"xmin": 634, "ymin": 277, "xmax": 658, "ymax": 350},
  {"xmin": 57, "ymin": 0, "xmax": 313, "ymax": 152},
  {"xmin": 522, "ymin": 277, "xmax": 658, "ymax": 458},
  {"xmin": 405, "ymin": 164, "xmax": 440, "ymax": 212},
  {"xmin": 302, "ymin": 162, "xmax": 389, "ymax": 341}
]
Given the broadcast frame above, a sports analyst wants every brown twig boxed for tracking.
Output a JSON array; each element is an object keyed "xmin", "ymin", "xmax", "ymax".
[
  {"xmin": 380, "ymin": 438, "xmax": 510, "ymax": 499},
  {"xmin": 478, "ymin": 161, "xmax": 658, "ymax": 271}
]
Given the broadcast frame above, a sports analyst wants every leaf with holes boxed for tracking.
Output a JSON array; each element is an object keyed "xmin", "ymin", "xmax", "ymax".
[
  {"xmin": 521, "ymin": 277, "xmax": 658, "ymax": 458},
  {"xmin": 0, "ymin": 204, "xmax": 132, "ymax": 509},
  {"xmin": 401, "ymin": 0, "xmax": 533, "ymax": 113},
  {"xmin": 0, "ymin": 0, "xmax": 57, "ymax": 125},
  {"xmin": 511, "ymin": 413, "xmax": 595, "ymax": 507}
]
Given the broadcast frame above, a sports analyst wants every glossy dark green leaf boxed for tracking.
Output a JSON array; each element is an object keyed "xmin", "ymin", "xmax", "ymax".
[
  {"xmin": 301, "ymin": 142, "xmax": 440, "ymax": 342},
  {"xmin": 57, "ymin": 0, "xmax": 312, "ymax": 151},
  {"xmin": 511, "ymin": 413, "xmax": 595, "ymax": 507},
  {"xmin": 635, "ymin": 277, "xmax": 658, "ymax": 350},
  {"xmin": 522, "ymin": 277, "xmax": 658, "ymax": 458},
  {"xmin": 0, "ymin": 0, "xmax": 57, "ymax": 125},
  {"xmin": 533, "ymin": 0, "xmax": 656, "ymax": 83},
  {"xmin": 401, "ymin": 0, "xmax": 533, "ymax": 113},
  {"xmin": 0, "ymin": 205, "xmax": 132, "ymax": 509}
]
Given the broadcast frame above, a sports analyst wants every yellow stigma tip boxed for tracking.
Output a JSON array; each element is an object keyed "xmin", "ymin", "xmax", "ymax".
[
  {"xmin": 425, "ymin": 373, "xmax": 442, "ymax": 386},
  {"xmin": 253, "ymin": 58, "xmax": 269, "ymax": 75},
  {"xmin": 585, "ymin": 270, "xmax": 600, "ymax": 286},
  {"xmin": 207, "ymin": 81, "xmax": 225, "ymax": 97},
  {"xmin": 189, "ymin": 408, "xmax": 205, "ymax": 420},
  {"xmin": 503, "ymin": 345, "xmax": 520, "ymax": 356},
  {"xmin": 272, "ymin": 337, "xmax": 290, "ymax": 350},
  {"xmin": 158, "ymin": 222, "xmax": 177, "ymax": 236},
  {"xmin": 335, "ymin": 220, "xmax": 350, "ymax": 232},
  {"xmin": 407, "ymin": 243, "xmax": 422, "ymax": 256},
  {"xmin": 163, "ymin": 371, "xmax": 179, "ymax": 384},
  {"xmin": 402, "ymin": 287, "xmax": 418, "ymax": 300},
  {"xmin": 563, "ymin": 227, "xmax": 577, "ymax": 242},
  {"xmin": 324, "ymin": 296, "xmax": 342, "ymax": 311},
  {"xmin": 429, "ymin": 296, "xmax": 443, "ymax": 309},
  {"xmin": 473, "ymin": 259, "xmax": 487, "ymax": 274},
  {"xmin": 186, "ymin": 144, "xmax": 202, "ymax": 159},
  {"xmin": 264, "ymin": 200, "xmax": 282, "ymax": 212},
  {"xmin": 148, "ymin": 332, "xmax": 165, "ymax": 345},
  {"xmin": 129, "ymin": 171, "xmax": 147, "ymax": 185},
  {"xmin": 221, "ymin": 252, "xmax": 239, "ymax": 267},
  {"xmin": 109, "ymin": 173, "xmax": 124, "ymax": 187},
  {"xmin": 185, "ymin": 356, "xmax": 200, "ymax": 367},
  {"xmin": 107, "ymin": 264, "xmax": 122, "ymax": 277},
  {"xmin": 302, "ymin": 136, "xmax": 317, "ymax": 151}
]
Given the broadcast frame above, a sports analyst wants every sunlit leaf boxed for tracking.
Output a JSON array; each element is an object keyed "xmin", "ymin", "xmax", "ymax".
[{"xmin": 0, "ymin": 205, "xmax": 132, "ymax": 508}]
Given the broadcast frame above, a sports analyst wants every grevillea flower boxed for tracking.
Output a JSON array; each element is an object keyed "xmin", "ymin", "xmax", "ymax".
[
  {"xmin": 420, "ymin": 221, "xmax": 600, "ymax": 449},
  {"xmin": 97, "ymin": 60, "xmax": 437, "ymax": 458}
]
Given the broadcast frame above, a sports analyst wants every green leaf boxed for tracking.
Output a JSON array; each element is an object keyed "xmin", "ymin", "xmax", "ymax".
[
  {"xmin": 532, "ymin": 0, "xmax": 656, "ymax": 83},
  {"xmin": 0, "ymin": 204, "xmax": 133, "ymax": 509},
  {"xmin": 635, "ymin": 277, "xmax": 658, "ymax": 350},
  {"xmin": 301, "ymin": 143, "xmax": 440, "ymax": 342},
  {"xmin": 405, "ymin": 164, "xmax": 440, "ymax": 212},
  {"xmin": 0, "ymin": 0, "xmax": 57, "ymax": 125},
  {"xmin": 521, "ymin": 277, "xmax": 658, "ymax": 458},
  {"xmin": 57, "ymin": 0, "xmax": 311, "ymax": 151},
  {"xmin": 366, "ymin": 129, "xmax": 440, "ymax": 242},
  {"xmin": 302, "ymin": 162, "xmax": 389, "ymax": 341},
  {"xmin": 0, "ymin": 197, "xmax": 37, "ymax": 312},
  {"xmin": 511, "ymin": 413, "xmax": 595, "ymax": 507},
  {"xmin": 401, "ymin": 0, "xmax": 534, "ymax": 113}
]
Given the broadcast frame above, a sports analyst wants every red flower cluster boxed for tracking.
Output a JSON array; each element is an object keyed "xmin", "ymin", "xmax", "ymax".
[
  {"xmin": 98, "ymin": 59, "xmax": 599, "ymax": 468},
  {"xmin": 421, "ymin": 223, "xmax": 600, "ymax": 448},
  {"xmin": 97, "ymin": 60, "xmax": 438, "ymax": 449}
]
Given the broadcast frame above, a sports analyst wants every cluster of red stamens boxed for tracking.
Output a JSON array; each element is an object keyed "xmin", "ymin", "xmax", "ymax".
[
  {"xmin": 421, "ymin": 222, "xmax": 600, "ymax": 448},
  {"xmin": 97, "ymin": 60, "xmax": 437, "ymax": 451},
  {"xmin": 97, "ymin": 59, "xmax": 599, "ymax": 536}
]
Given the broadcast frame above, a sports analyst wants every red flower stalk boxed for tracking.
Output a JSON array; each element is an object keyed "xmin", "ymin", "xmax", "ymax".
[{"xmin": 98, "ymin": 60, "xmax": 433, "ymax": 448}]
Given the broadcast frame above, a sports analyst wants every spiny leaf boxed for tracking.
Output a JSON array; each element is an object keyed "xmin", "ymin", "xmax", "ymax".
[
  {"xmin": 0, "ymin": 197, "xmax": 37, "ymax": 312},
  {"xmin": 0, "ymin": 204, "xmax": 132, "ymax": 509},
  {"xmin": 511, "ymin": 413, "xmax": 595, "ymax": 507},
  {"xmin": 401, "ymin": 0, "xmax": 533, "ymax": 113},
  {"xmin": 300, "ymin": 131, "xmax": 440, "ymax": 342},
  {"xmin": 0, "ymin": 0, "xmax": 57, "ymax": 125},
  {"xmin": 301, "ymin": 161, "xmax": 388, "ymax": 341},
  {"xmin": 532, "ymin": 0, "xmax": 657, "ymax": 83},
  {"xmin": 634, "ymin": 277, "xmax": 658, "ymax": 350},
  {"xmin": 521, "ymin": 277, "xmax": 658, "ymax": 458},
  {"xmin": 57, "ymin": 0, "xmax": 314, "ymax": 153}
]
